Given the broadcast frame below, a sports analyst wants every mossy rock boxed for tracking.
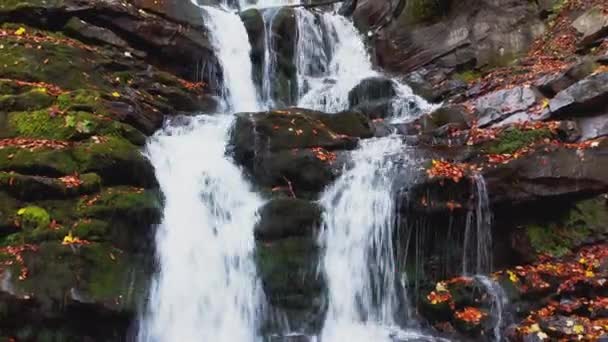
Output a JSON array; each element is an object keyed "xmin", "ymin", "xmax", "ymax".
[
  {"xmin": 0, "ymin": 88, "xmax": 55, "ymax": 113},
  {"xmin": 0, "ymin": 145, "xmax": 78, "ymax": 176},
  {"xmin": 73, "ymin": 136, "xmax": 155, "ymax": 187},
  {"xmin": 0, "ymin": 191, "xmax": 20, "ymax": 233},
  {"xmin": 0, "ymin": 33, "xmax": 110, "ymax": 90},
  {"xmin": 9, "ymin": 241, "xmax": 148, "ymax": 313},
  {"xmin": 525, "ymin": 196, "xmax": 608, "ymax": 257},
  {"xmin": 0, "ymin": 0, "xmax": 64, "ymax": 11},
  {"xmin": 7, "ymin": 110, "xmax": 145, "ymax": 144},
  {"xmin": 0, "ymin": 171, "xmax": 101, "ymax": 200},
  {"xmin": 77, "ymin": 186, "xmax": 161, "ymax": 227},
  {"xmin": 485, "ymin": 127, "xmax": 553, "ymax": 155},
  {"xmin": 57, "ymin": 89, "xmax": 103, "ymax": 113},
  {"xmin": 255, "ymin": 236, "xmax": 323, "ymax": 310}
]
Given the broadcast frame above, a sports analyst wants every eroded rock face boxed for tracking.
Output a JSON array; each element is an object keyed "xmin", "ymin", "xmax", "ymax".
[{"xmin": 366, "ymin": 0, "xmax": 545, "ymax": 74}]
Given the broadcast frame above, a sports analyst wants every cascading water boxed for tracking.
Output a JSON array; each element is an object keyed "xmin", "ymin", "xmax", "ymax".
[
  {"xmin": 462, "ymin": 173, "xmax": 493, "ymax": 276},
  {"xmin": 297, "ymin": 12, "xmax": 378, "ymax": 112},
  {"xmin": 319, "ymin": 136, "xmax": 404, "ymax": 342},
  {"xmin": 138, "ymin": 3, "xmax": 265, "ymax": 342},
  {"xmin": 476, "ymin": 275, "xmax": 508, "ymax": 342}
]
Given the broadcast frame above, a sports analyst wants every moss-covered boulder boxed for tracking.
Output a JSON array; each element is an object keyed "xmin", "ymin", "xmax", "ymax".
[{"xmin": 255, "ymin": 236, "xmax": 325, "ymax": 332}]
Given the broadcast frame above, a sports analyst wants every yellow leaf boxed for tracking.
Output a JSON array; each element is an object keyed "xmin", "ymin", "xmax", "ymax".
[
  {"xmin": 62, "ymin": 231, "xmax": 75, "ymax": 245},
  {"xmin": 111, "ymin": 92, "xmax": 120, "ymax": 98},
  {"xmin": 579, "ymin": 257, "xmax": 586, "ymax": 264},
  {"xmin": 17, "ymin": 208, "xmax": 26, "ymax": 215},
  {"xmin": 14, "ymin": 27, "xmax": 26, "ymax": 36},
  {"xmin": 541, "ymin": 98, "xmax": 550, "ymax": 109},
  {"xmin": 585, "ymin": 270, "xmax": 595, "ymax": 278},
  {"xmin": 573, "ymin": 324, "xmax": 584, "ymax": 334},
  {"xmin": 435, "ymin": 282, "xmax": 448, "ymax": 292},
  {"xmin": 507, "ymin": 270, "xmax": 519, "ymax": 283},
  {"xmin": 529, "ymin": 324, "xmax": 540, "ymax": 333}
]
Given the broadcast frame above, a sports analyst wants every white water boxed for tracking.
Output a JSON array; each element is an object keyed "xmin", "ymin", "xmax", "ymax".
[
  {"xmin": 476, "ymin": 275, "xmax": 508, "ymax": 342},
  {"xmin": 203, "ymin": 5, "xmax": 261, "ymax": 112},
  {"xmin": 297, "ymin": 12, "xmax": 378, "ymax": 112},
  {"xmin": 139, "ymin": 3, "xmax": 265, "ymax": 342},
  {"xmin": 462, "ymin": 173, "xmax": 493, "ymax": 276}
]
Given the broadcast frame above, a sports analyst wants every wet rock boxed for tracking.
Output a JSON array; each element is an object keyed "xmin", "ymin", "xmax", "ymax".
[
  {"xmin": 230, "ymin": 108, "xmax": 371, "ymax": 164},
  {"xmin": 474, "ymin": 86, "xmax": 540, "ymax": 127},
  {"xmin": 549, "ymin": 72, "xmax": 608, "ymax": 117},
  {"xmin": 485, "ymin": 139, "xmax": 608, "ymax": 204},
  {"xmin": 572, "ymin": 6, "xmax": 608, "ymax": 47},
  {"xmin": 534, "ymin": 58, "xmax": 597, "ymax": 98},
  {"xmin": 255, "ymin": 237, "xmax": 325, "ymax": 331},
  {"xmin": 255, "ymin": 198, "xmax": 322, "ymax": 241},
  {"xmin": 348, "ymin": 76, "xmax": 396, "ymax": 119}
]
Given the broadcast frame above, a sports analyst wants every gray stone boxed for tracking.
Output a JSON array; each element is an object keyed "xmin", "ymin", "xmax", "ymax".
[
  {"xmin": 549, "ymin": 72, "xmax": 608, "ymax": 117},
  {"xmin": 572, "ymin": 6, "xmax": 608, "ymax": 47},
  {"xmin": 578, "ymin": 113, "xmax": 608, "ymax": 140},
  {"xmin": 474, "ymin": 86, "xmax": 540, "ymax": 127},
  {"xmin": 534, "ymin": 58, "xmax": 597, "ymax": 97},
  {"xmin": 348, "ymin": 76, "xmax": 397, "ymax": 119}
]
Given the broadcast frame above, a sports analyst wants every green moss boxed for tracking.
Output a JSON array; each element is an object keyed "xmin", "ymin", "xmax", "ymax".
[
  {"xmin": 403, "ymin": 0, "xmax": 451, "ymax": 24},
  {"xmin": 0, "ymin": 88, "xmax": 54, "ymax": 112},
  {"xmin": 486, "ymin": 128, "xmax": 552, "ymax": 155},
  {"xmin": 454, "ymin": 70, "xmax": 482, "ymax": 83},
  {"xmin": 16, "ymin": 205, "xmax": 50, "ymax": 231},
  {"xmin": 0, "ymin": 145, "xmax": 78, "ymax": 176},
  {"xmin": 57, "ymin": 89, "xmax": 102, "ymax": 112},
  {"xmin": 0, "ymin": 36, "xmax": 109, "ymax": 90},
  {"xmin": 77, "ymin": 186, "xmax": 160, "ymax": 223},
  {"xmin": 526, "ymin": 197, "xmax": 608, "ymax": 257}
]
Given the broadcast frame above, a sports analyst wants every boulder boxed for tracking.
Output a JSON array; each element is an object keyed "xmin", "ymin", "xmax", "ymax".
[
  {"xmin": 572, "ymin": 6, "xmax": 608, "ymax": 47},
  {"xmin": 255, "ymin": 198, "xmax": 322, "ymax": 241},
  {"xmin": 534, "ymin": 58, "xmax": 597, "ymax": 98},
  {"xmin": 474, "ymin": 86, "xmax": 540, "ymax": 127},
  {"xmin": 549, "ymin": 72, "xmax": 608, "ymax": 117},
  {"xmin": 579, "ymin": 113, "xmax": 608, "ymax": 140},
  {"xmin": 348, "ymin": 77, "xmax": 397, "ymax": 119},
  {"xmin": 255, "ymin": 237, "xmax": 325, "ymax": 332},
  {"xmin": 485, "ymin": 140, "xmax": 608, "ymax": 205}
]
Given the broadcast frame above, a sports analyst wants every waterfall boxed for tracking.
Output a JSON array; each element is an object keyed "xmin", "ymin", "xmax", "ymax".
[
  {"xmin": 462, "ymin": 173, "xmax": 493, "ymax": 276},
  {"xmin": 297, "ymin": 12, "xmax": 378, "ymax": 112},
  {"xmin": 138, "ymin": 3, "xmax": 265, "ymax": 341},
  {"xmin": 475, "ymin": 275, "xmax": 508, "ymax": 342},
  {"xmin": 319, "ymin": 136, "xmax": 403, "ymax": 341},
  {"xmin": 203, "ymin": 5, "xmax": 261, "ymax": 112}
]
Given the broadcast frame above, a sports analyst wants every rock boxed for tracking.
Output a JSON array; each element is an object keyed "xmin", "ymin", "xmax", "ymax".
[
  {"xmin": 572, "ymin": 6, "xmax": 608, "ymax": 47},
  {"xmin": 369, "ymin": 0, "xmax": 545, "ymax": 75},
  {"xmin": 348, "ymin": 76, "xmax": 397, "ymax": 119},
  {"xmin": 579, "ymin": 113, "xmax": 608, "ymax": 140},
  {"xmin": 63, "ymin": 17, "xmax": 132, "ymax": 51},
  {"xmin": 255, "ymin": 237, "xmax": 325, "ymax": 331},
  {"xmin": 534, "ymin": 58, "xmax": 597, "ymax": 98},
  {"xmin": 0, "ymin": 0, "xmax": 221, "ymax": 86},
  {"xmin": 474, "ymin": 86, "xmax": 540, "ymax": 127},
  {"xmin": 549, "ymin": 72, "xmax": 608, "ymax": 117},
  {"xmin": 0, "ymin": 172, "xmax": 101, "ymax": 201},
  {"xmin": 255, "ymin": 198, "xmax": 322, "ymax": 241},
  {"xmin": 485, "ymin": 139, "xmax": 608, "ymax": 205},
  {"xmin": 230, "ymin": 108, "xmax": 372, "ymax": 165},
  {"xmin": 417, "ymin": 104, "xmax": 472, "ymax": 133}
]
